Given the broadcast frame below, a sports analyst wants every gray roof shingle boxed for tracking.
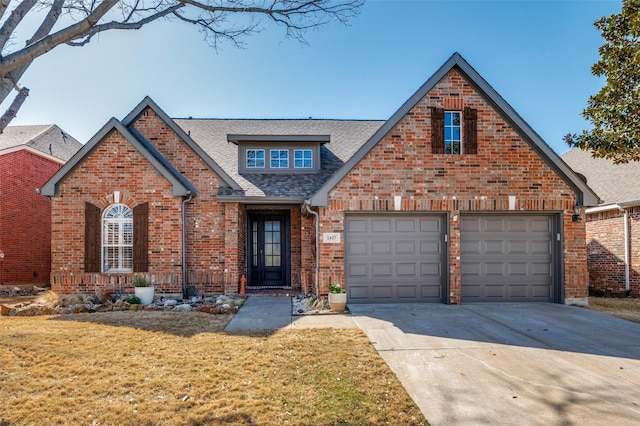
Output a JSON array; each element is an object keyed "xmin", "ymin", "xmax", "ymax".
[
  {"xmin": 173, "ymin": 119, "xmax": 384, "ymax": 199},
  {"xmin": 0, "ymin": 124, "xmax": 82, "ymax": 161},
  {"xmin": 562, "ymin": 148, "xmax": 640, "ymax": 205}
]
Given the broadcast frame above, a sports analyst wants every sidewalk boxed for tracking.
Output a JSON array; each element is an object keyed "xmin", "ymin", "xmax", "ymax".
[{"xmin": 224, "ymin": 295, "xmax": 358, "ymax": 331}]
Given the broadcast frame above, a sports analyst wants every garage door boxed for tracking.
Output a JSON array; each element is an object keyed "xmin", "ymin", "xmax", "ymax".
[
  {"xmin": 345, "ymin": 214, "xmax": 445, "ymax": 303},
  {"xmin": 461, "ymin": 215, "xmax": 556, "ymax": 302}
]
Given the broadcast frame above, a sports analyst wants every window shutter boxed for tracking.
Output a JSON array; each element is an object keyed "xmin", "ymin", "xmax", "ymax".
[
  {"xmin": 464, "ymin": 107, "xmax": 478, "ymax": 154},
  {"xmin": 84, "ymin": 203, "xmax": 101, "ymax": 273},
  {"xmin": 133, "ymin": 202, "xmax": 149, "ymax": 272},
  {"xmin": 431, "ymin": 107, "xmax": 445, "ymax": 154}
]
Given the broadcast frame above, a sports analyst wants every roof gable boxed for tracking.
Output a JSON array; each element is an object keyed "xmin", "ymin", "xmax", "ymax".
[
  {"xmin": 39, "ymin": 118, "xmax": 196, "ymax": 197},
  {"xmin": 0, "ymin": 124, "xmax": 82, "ymax": 162},
  {"xmin": 308, "ymin": 52, "xmax": 600, "ymax": 207},
  {"xmin": 123, "ymin": 96, "xmax": 242, "ymax": 192}
]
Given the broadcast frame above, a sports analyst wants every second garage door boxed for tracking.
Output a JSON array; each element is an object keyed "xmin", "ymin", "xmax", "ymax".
[
  {"xmin": 461, "ymin": 214, "xmax": 557, "ymax": 302},
  {"xmin": 345, "ymin": 214, "xmax": 446, "ymax": 303}
]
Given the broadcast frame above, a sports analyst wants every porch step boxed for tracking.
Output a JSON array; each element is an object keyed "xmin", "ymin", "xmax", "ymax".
[{"xmin": 246, "ymin": 287, "xmax": 298, "ymax": 297}]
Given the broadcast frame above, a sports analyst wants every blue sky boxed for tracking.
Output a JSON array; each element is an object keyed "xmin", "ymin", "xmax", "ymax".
[{"xmin": 6, "ymin": 0, "xmax": 621, "ymax": 154}]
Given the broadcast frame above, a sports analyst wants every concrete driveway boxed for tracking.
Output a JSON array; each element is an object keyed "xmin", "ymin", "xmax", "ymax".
[{"xmin": 348, "ymin": 303, "xmax": 640, "ymax": 426}]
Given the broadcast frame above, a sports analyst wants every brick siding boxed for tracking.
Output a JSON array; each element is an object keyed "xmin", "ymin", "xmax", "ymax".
[
  {"xmin": 313, "ymin": 69, "xmax": 588, "ymax": 304},
  {"xmin": 50, "ymin": 109, "xmax": 309, "ymax": 295},
  {"xmin": 0, "ymin": 150, "xmax": 60, "ymax": 285},
  {"xmin": 586, "ymin": 206, "xmax": 640, "ymax": 296},
  {"xmin": 48, "ymin": 69, "xmax": 590, "ymax": 302}
]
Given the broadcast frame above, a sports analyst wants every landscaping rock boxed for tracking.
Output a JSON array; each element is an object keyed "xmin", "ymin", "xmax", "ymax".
[
  {"xmin": 197, "ymin": 305, "xmax": 221, "ymax": 314},
  {"xmin": 173, "ymin": 304, "xmax": 192, "ymax": 312},
  {"xmin": 13, "ymin": 305, "xmax": 57, "ymax": 316},
  {"xmin": 292, "ymin": 294, "xmax": 340, "ymax": 315},
  {"xmin": 0, "ymin": 291, "xmax": 245, "ymax": 317},
  {"xmin": 0, "ymin": 304, "xmax": 11, "ymax": 316},
  {"xmin": 72, "ymin": 305, "xmax": 95, "ymax": 314}
]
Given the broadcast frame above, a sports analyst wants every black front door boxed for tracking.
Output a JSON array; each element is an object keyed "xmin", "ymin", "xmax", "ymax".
[{"xmin": 248, "ymin": 213, "xmax": 289, "ymax": 287}]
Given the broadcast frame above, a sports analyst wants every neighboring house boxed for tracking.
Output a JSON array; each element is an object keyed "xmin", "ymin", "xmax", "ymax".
[
  {"xmin": 0, "ymin": 125, "xmax": 82, "ymax": 286},
  {"xmin": 562, "ymin": 148, "xmax": 639, "ymax": 296},
  {"xmin": 40, "ymin": 53, "xmax": 598, "ymax": 305}
]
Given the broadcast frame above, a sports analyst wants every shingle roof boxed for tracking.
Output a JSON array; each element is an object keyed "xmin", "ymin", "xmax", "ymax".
[
  {"xmin": 562, "ymin": 148, "xmax": 640, "ymax": 205},
  {"xmin": 0, "ymin": 124, "xmax": 82, "ymax": 161},
  {"xmin": 173, "ymin": 119, "xmax": 384, "ymax": 199}
]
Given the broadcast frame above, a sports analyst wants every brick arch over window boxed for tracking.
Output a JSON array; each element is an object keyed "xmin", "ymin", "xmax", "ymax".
[{"xmin": 84, "ymin": 202, "xmax": 148, "ymax": 273}]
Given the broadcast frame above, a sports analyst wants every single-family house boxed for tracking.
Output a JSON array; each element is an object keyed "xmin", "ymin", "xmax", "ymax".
[
  {"xmin": 40, "ymin": 53, "xmax": 598, "ymax": 304},
  {"xmin": 0, "ymin": 125, "xmax": 82, "ymax": 285},
  {"xmin": 562, "ymin": 148, "xmax": 639, "ymax": 296}
]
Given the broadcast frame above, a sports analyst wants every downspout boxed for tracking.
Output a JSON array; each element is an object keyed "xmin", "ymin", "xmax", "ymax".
[
  {"xmin": 182, "ymin": 192, "xmax": 193, "ymax": 298},
  {"xmin": 303, "ymin": 201, "xmax": 320, "ymax": 297},
  {"xmin": 622, "ymin": 207, "xmax": 630, "ymax": 296}
]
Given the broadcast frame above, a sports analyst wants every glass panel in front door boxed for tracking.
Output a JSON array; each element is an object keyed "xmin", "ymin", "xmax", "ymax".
[{"xmin": 264, "ymin": 220, "xmax": 281, "ymax": 267}]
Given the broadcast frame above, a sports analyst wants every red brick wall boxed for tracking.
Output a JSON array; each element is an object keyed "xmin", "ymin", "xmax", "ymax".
[
  {"xmin": 50, "ymin": 129, "xmax": 184, "ymax": 294},
  {"xmin": 586, "ymin": 207, "xmax": 640, "ymax": 296},
  {"xmin": 320, "ymin": 69, "xmax": 587, "ymax": 304},
  {"xmin": 50, "ymin": 108, "xmax": 243, "ymax": 295},
  {"xmin": 0, "ymin": 150, "xmax": 60, "ymax": 285}
]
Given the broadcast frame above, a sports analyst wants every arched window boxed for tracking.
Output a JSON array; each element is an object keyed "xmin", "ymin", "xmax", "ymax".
[{"xmin": 102, "ymin": 204, "xmax": 133, "ymax": 272}]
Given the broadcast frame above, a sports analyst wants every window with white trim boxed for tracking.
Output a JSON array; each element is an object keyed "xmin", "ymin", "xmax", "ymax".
[
  {"xmin": 270, "ymin": 149, "xmax": 289, "ymax": 168},
  {"xmin": 246, "ymin": 149, "xmax": 265, "ymax": 168},
  {"xmin": 102, "ymin": 204, "xmax": 133, "ymax": 272},
  {"xmin": 444, "ymin": 111, "xmax": 461, "ymax": 155},
  {"xmin": 294, "ymin": 149, "xmax": 313, "ymax": 168}
]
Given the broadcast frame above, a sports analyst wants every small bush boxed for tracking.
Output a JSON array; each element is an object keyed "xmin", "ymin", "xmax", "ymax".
[{"xmin": 127, "ymin": 296, "xmax": 141, "ymax": 305}]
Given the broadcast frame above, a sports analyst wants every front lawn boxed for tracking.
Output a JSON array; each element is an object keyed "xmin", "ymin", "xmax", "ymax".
[
  {"xmin": 0, "ymin": 311, "xmax": 427, "ymax": 425},
  {"xmin": 587, "ymin": 296, "xmax": 640, "ymax": 324}
]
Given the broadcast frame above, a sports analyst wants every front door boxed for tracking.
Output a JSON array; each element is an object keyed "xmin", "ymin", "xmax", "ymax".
[{"xmin": 248, "ymin": 212, "xmax": 290, "ymax": 287}]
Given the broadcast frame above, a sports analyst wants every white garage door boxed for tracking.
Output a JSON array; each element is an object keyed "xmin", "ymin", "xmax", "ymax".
[
  {"xmin": 461, "ymin": 214, "xmax": 556, "ymax": 302},
  {"xmin": 345, "ymin": 214, "xmax": 446, "ymax": 303}
]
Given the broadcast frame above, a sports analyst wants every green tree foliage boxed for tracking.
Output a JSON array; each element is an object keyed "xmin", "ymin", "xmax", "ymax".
[{"xmin": 565, "ymin": 0, "xmax": 640, "ymax": 163}]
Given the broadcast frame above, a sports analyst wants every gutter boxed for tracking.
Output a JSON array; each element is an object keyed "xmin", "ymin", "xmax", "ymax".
[
  {"xmin": 217, "ymin": 195, "xmax": 306, "ymax": 205},
  {"xmin": 182, "ymin": 192, "xmax": 193, "ymax": 298},
  {"xmin": 303, "ymin": 200, "xmax": 320, "ymax": 297}
]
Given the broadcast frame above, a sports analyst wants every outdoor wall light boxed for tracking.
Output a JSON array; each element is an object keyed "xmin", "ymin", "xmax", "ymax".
[{"xmin": 572, "ymin": 204, "xmax": 582, "ymax": 222}]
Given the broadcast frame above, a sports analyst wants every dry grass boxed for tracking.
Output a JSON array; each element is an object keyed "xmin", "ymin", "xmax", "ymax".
[
  {"xmin": 0, "ymin": 311, "xmax": 426, "ymax": 425},
  {"xmin": 587, "ymin": 296, "xmax": 640, "ymax": 324}
]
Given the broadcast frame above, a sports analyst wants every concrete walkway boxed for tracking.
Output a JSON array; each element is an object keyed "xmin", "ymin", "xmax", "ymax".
[{"xmin": 224, "ymin": 295, "xmax": 357, "ymax": 331}]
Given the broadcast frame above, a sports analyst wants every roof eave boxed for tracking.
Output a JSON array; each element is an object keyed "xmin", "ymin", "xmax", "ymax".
[
  {"xmin": 217, "ymin": 195, "xmax": 305, "ymax": 205},
  {"xmin": 39, "ymin": 118, "xmax": 195, "ymax": 197},
  {"xmin": 0, "ymin": 145, "xmax": 66, "ymax": 164}
]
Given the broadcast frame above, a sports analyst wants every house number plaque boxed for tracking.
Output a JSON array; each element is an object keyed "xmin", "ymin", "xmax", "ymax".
[{"xmin": 322, "ymin": 233, "xmax": 341, "ymax": 243}]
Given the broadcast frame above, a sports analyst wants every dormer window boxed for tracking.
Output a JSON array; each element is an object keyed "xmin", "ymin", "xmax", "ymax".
[
  {"xmin": 294, "ymin": 149, "xmax": 313, "ymax": 168},
  {"xmin": 246, "ymin": 149, "xmax": 265, "ymax": 168},
  {"xmin": 270, "ymin": 150, "xmax": 289, "ymax": 168},
  {"xmin": 229, "ymin": 134, "xmax": 328, "ymax": 174}
]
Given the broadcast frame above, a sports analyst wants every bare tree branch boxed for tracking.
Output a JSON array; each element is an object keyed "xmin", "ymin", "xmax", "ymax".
[
  {"xmin": 0, "ymin": 0, "xmax": 119, "ymax": 76},
  {"xmin": 0, "ymin": 0, "xmax": 364, "ymax": 133},
  {"xmin": 0, "ymin": 0, "xmax": 12, "ymax": 23},
  {"xmin": 0, "ymin": 0, "xmax": 38, "ymax": 52},
  {"xmin": 0, "ymin": 84, "xmax": 28, "ymax": 130},
  {"xmin": 0, "ymin": 0, "xmax": 66, "ymax": 106},
  {"xmin": 66, "ymin": 2, "xmax": 185, "ymax": 47}
]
